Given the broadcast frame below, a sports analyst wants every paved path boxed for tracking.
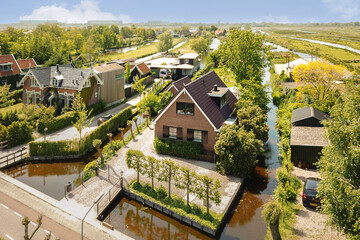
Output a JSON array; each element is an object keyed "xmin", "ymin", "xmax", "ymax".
[{"xmin": 69, "ymin": 124, "xmax": 242, "ymax": 215}]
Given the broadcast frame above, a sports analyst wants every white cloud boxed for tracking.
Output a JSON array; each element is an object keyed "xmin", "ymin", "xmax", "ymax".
[
  {"xmin": 323, "ymin": 0, "xmax": 359, "ymax": 19},
  {"xmin": 20, "ymin": 0, "xmax": 132, "ymax": 23}
]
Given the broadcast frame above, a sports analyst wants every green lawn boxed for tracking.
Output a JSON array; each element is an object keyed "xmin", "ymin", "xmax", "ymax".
[
  {"xmin": 170, "ymin": 39, "xmax": 197, "ymax": 55},
  {"xmin": 99, "ymin": 38, "xmax": 184, "ymax": 62}
]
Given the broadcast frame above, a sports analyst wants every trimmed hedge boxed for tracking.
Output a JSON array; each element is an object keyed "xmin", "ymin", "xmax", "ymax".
[
  {"xmin": 38, "ymin": 111, "xmax": 77, "ymax": 134},
  {"xmin": 154, "ymin": 137, "xmax": 203, "ymax": 159},
  {"xmin": 7, "ymin": 121, "xmax": 33, "ymax": 147},
  {"xmin": 29, "ymin": 106, "xmax": 133, "ymax": 157}
]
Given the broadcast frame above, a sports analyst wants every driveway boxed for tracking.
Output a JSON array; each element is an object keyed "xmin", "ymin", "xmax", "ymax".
[{"xmin": 292, "ymin": 167, "xmax": 345, "ymax": 240}]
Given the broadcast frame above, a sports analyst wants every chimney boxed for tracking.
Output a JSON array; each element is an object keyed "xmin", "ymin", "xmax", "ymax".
[
  {"xmin": 80, "ymin": 71, "xmax": 83, "ymax": 78},
  {"xmin": 213, "ymin": 84, "xmax": 218, "ymax": 91},
  {"xmin": 56, "ymin": 64, "xmax": 60, "ymax": 74}
]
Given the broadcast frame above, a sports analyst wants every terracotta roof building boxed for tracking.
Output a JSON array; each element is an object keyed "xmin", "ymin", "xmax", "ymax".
[
  {"xmin": 17, "ymin": 58, "xmax": 37, "ymax": 70},
  {"xmin": 0, "ymin": 54, "xmax": 22, "ymax": 77}
]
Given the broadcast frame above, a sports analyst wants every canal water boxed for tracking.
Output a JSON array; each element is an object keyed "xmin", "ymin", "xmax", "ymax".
[
  {"xmin": 102, "ymin": 67, "xmax": 281, "ymax": 240},
  {"xmin": 4, "ymin": 115, "xmax": 146, "ymax": 201}
]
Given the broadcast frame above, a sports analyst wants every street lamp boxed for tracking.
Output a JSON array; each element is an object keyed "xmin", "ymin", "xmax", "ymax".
[
  {"xmin": 44, "ymin": 128, "xmax": 48, "ymax": 141},
  {"xmin": 81, "ymin": 192, "xmax": 104, "ymax": 240}
]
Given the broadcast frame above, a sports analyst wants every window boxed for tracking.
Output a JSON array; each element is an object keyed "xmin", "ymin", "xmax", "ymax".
[
  {"xmin": 220, "ymin": 93, "xmax": 227, "ymax": 108},
  {"xmin": 84, "ymin": 80, "xmax": 91, "ymax": 87},
  {"xmin": 67, "ymin": 95, "xmax": 73, "ymax": 107},
  {"xmin": 35, "ymin": 94, "xmax": 41, "ymax": 104},
  {"xmin": 2, "ymin": 80, "xmax": 7, "ymax": 85},
  {"xmin": 1, "ymin": 64, "xmax": 12, "ymax": 72},
  {"xmin": 52, "ymin": 78, "xmax": 58, "ymax": 86},
  {"xmin": 27, "ymin": 93, "xmax": 32, "ymax": 104},
  {"xmin": 169, "ymin": 127, "xmax": 177, "ymax": 139},
  {"xmin": 115, "ymin": 74, "xmax": 123, "ymax": 81},
  {"xmin": 176, "ymin": 102, "xmax": 194, "ymax": 115},
  {"xmin": 31, "ymin": 78, "xmax": 39, "ymax": 87},
  {"xmin": 194, "ymin": 130, "xmax": 202, "ymax": 142}
]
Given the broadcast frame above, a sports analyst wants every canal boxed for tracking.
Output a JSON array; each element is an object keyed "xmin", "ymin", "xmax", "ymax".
[{"xmin": 102, "ymin": 66, "xmax": 281, "ymax": 240}]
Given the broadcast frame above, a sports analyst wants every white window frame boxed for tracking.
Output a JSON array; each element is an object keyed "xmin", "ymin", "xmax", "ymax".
[
  {"xmin": 52, "ymin": 78, "xmax": 58, "ymax": 86},
  {"xmin": 27, "ymin": 92, "xmax": 32, "ymax": 104},
  {"xmin": 194, "ymin": 130, "xmax": 202, "ymax": 142},
  {"xmin": 31, "ymin": 78, "xmax": 39, "ymax": 87},
  {"xmin": 169, "ymin": 127, "xmax": 177, "ymax": 139},
  {"xmin": 2, "ymin": 64, "xmax": 12, "ymax": 72},
  {"xmin": 84, "ymin": 79, "xmax": 91, "ymax": 87},
  {"xmin": 34, "ymin": 94, "xmax": 41, "ymax": 104}
]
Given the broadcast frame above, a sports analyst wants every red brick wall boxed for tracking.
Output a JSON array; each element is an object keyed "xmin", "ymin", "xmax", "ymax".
[
  {"xmin": 22, "ymin": 76, "xmax": 44, "ymax": 104},
  {"xmin": 154, "ymin": 91, "xmax": 217, "ymax": 152}
]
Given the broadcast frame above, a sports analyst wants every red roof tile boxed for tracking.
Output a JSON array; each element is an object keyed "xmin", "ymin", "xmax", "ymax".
[
  {"xmin": 17, "ymin": 58, "xmax": 37, "ymax": 70},
  {"xmin": 136, "ymin": 62, "xmax": 151, "ymax": 75},
  {"xmin": 0, "ymin": 54, "xmax": 22, "ymax": 77}
]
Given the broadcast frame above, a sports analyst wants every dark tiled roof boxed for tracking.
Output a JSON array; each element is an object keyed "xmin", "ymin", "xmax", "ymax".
[
  {"xmin": 184, "ymin": 70, "xmax": 237, "ymax": 129},
  {"xmin": 173, "ymin": 76, "xmax": 191, "ymax": 92},
  {"xmin": 291, "ymin": 127, "xmax": 328, "ymax": 147},
  {"xmin": 30, "ymin": 66, "xmax": 95, "ymax": 90},
  {"xmin": 0, "ymin": 54, "xmax": 22, "ymax": 76},
  {"xmin": 17, "ymin": 58, "xmax": 37, "ymax": 70},
  {"xmin": 291, "ymin": 106, "xmax": 330, "ymax": 125}
]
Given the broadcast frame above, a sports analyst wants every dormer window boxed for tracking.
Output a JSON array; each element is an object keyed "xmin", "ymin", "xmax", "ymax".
[
  {"xmin": 52, "ymin": 78, "xmax": 58, "ymax": 86},
  {"xmin": 84, "ymin": 79, "xmax": 91, "ymax": 87},
  {"xmin": 208, "ymin": 85, "xmax": 228, "ymax": 108},
  {"xmin": 220, "ymin": 92, "xmax": 227, "ymax": 108},
  {"xmin": 0, "ymin": 63, "xmax": 12, "ymax": 72}
]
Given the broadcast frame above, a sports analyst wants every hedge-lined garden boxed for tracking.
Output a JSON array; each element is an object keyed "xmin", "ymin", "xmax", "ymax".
[
  {"xmin": 154, "ymin": 137, "xmax": 203, "ymax": 159},
  {"xmin": 29, "ymin": 106, "xmax": 132, "ymax": 157},
  {"xmin": 126, "ymin": 149, "xmax": 222, "ymax": 229}
]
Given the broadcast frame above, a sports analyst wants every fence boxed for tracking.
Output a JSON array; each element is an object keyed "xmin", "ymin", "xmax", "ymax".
[{"xmin": 0, "ymin": 147, "xmax": 28, "ymax": 170}]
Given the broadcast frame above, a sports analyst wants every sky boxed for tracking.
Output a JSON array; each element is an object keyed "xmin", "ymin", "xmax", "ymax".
[{"xmin": 0, "ymin": 0, "xmax": 359, "ymax": 24}]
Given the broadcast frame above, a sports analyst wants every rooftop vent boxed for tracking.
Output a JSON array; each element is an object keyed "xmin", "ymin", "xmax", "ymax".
[
  {"xmin": 80, "ymin": 71, "xmax": 84, "ymax": 78},
  {"xmin": 213, "ymin": 84, "xmax": 218, "ymax": 91}
]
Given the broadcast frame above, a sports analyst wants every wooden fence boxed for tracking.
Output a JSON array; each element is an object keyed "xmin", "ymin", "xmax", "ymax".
[{"xmin": 0, "ymin": 147, "xmax": 28, "ymax": 170}]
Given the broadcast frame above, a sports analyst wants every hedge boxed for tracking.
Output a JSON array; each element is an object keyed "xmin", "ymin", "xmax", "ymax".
[
  {"xmin": 154, "ymin": 137, "xmax": 203, "ymax": 159},
  {"xmin": 29, "ymin": 106, "xmax": 133, "ymax": 157},
  {"xmin": 38, "ymin": 111, "xmax": 78, "ymax": 134},
  {"xmin": 7, "ymin": 121, "xmax": 33, "ymax": 147}
]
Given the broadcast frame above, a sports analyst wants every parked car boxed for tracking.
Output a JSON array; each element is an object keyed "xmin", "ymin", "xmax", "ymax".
[
  {"xmin": 159, "ymin": 69, "xmax": 169, "ymax": 78},
  {"xmin": 97, "ymin": 114, "xmax": 114, "ymax": 126},
  {"xmin": 302, "ymin": 177, "xmax": 321, "ymax": 207}
]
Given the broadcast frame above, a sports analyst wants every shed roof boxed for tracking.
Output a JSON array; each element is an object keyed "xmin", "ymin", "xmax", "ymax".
[
  {"xmin": 94, "ymin": 63, "xmax": 124, "ymax": 73},
  {"xmin": 179, "ymin": 53, "xmax": 199, "ymax": 59},
  {"xmin": 291, "ymin": 127, "xmax": 328, "ymax": 147},
  {"xmin": 291, "ymin": 106, "xmax": 329, "ymax": 124},
  {"xmin": 131, "ymin": 62, "xmax": 151, "ymax": 75}
]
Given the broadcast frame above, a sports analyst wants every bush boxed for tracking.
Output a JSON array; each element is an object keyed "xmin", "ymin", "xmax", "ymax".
[
  {"xmin": 87, "ymin": 100, "xmax": 106, "ymax": 116},
  {"xmin": 7, "ymin": 121, "xmax": 33, "ymax": 147},
  {"xmin": 157, "ymin": 185, "xmax": 168, "ymax": 200},
  {"xmin": 83, "ymin": 160, "xmax": 98, "ymax": 181},
  {"xmin": 38, "ymin": 111, "xmax": 77, "ymax": 134},
  {"xmin": 0, "ymin": 110, "xmax": 19, "ymax": 127},
  {"xmin": 29, "ymin": 140, "xmax": 79, "ymax": 156},
  {"xmin": 191, "ymin": 204, "xmax": 203, "ymax": 215},
  {"xmin": 0, "ymin": 124, "xmax": 7, "ymax": 141},
  {"xmin": 154, "ymin": 137, "xmax": 203, "ymax": 159},
  {"xmin": 133, "ymin": 181, "xmax": 142, "ymax": 191}
]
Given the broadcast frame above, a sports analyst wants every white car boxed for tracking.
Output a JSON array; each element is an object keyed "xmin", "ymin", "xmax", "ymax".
[{"xmin": 159, "ymin": 69, "xmax": 168, "ymax": 78}]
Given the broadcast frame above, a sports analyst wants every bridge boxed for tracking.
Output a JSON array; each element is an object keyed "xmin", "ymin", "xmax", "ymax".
[{"xmin": 0, "ymin": 147, "xmax": 28, "ymax": 170}]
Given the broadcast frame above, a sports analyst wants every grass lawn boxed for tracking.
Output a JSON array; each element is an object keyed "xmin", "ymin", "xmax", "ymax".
[
  {"xmin": 99, "ymin": 38, "xmax": 184, "ymax": 62},
  {"xmin": 266, "ymin": 34, "xmax": 360, "ymax": 71},
  {"xmin": 170, "ymin": 39, "xmax": 197, "ymax": 55},
  {"xmin": 0, "ymin": 103, "xmax": 23, "ymax": 114}
]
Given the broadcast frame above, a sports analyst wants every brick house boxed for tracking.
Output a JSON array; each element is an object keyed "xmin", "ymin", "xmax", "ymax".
[
  {"xmin": 18, "ymin": 64, "xmax": 102, "ymax": 107},
  {"xmin": 0, "ymin": 54, "xmax": 23, "ymax": 89},
  {"xmin": 153, "ymin": 70, "xmax": 237, "ymax": 153},
  {"xmin": 167, "ymin": 76, "xmax": 191, "ymax": 97}
]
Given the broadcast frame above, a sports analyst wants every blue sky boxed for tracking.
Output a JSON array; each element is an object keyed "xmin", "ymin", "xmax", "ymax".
[{"xmin": 0, "ymin": 0, "xmax": 359, "ymax": 24}]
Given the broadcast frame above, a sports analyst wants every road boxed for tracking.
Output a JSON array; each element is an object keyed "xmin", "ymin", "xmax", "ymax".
[{"xmin": 0, "ymin": 192, "xmax": 84, "ymax": 240}]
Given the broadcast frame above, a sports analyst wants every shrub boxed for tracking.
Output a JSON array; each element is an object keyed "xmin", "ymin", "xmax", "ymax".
[
  {"xmin": 133, "ymin": 181, "xmax": 142, "ymax": 191},
  {"xmin": 83, "ymin": 160, "xmax": 101, "ymax": 181},
  {"xmin": 154, "ymin": 137, "xmax": 203, "ymax": 159},
  {"xmin": 87, "ymin": 100, "xmax": 106, "ymax": 116},
  {"xmin": 38, "ymin": 111, "xmax": 77, "ymax": 134},
  {"xmin": 191, "ymin": 204, "xmax": 203, "ymax": 215},
  {"xmin": 29, "ymin": 140, "xmax": 79, "ymax": 156},
  {"xmin": 0, "ymin": 124, "xmax": 7, "ymax": 141},
  {"xmin": 157, "ymin": 185, "xmax": 167, "ymax": 200},
  {"xmin": 0, "ymin": 110, "xmax": 19, "ymax": 127},
  {"xmin": 7, "ymin": 121, "xmax": 33, "ymax": 147}
]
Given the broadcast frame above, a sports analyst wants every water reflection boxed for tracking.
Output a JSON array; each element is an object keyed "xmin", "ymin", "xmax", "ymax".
[
  {"xmin": 104, "ymin": 198, "xmax": 212, "ymax": 240},
  {"xmin": 5, "ymin": 161, "xmax": 88, "ymax": 200}
]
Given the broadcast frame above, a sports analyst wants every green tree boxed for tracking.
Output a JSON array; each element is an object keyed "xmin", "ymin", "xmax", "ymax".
[
  {"xmin": 174, "ymin": 167, "xmax": 197, "ymax": 206},
  {"xmin": 7, "ymin": 121, "xmax": 33, "ymax": 147},
  {"xmin": 0, "ymin": 84, "xmax": 15, "ymax": 108},
  {"xmin": 144, "ymin": 156, "xmax": 160, "ymax": 190},
  {"xmin": 158, "ymin": 31, "xmax": 173, "ymax": 53},
  {"xmin": 262, "ymin": 200, "xmax": 283, "ymax": 240},
  {"xmin": 132, "ymin": 76, "xmax": 146, "ymax": 100},
  {"xmin": 195, "ymin": 175, "xmax": 221, "ymax": 214},
  {"xmin": 214, "ymin": 124, "xmax": 263, "ymax": 177},
  {"xmin": 124, "ymin": 62, "xmax": 131, "ymax": 84},
  {"xmin": 71, "ymin": 94, "xmax": 93, "ymax": 152},
  {"xmin": 93, "ymin": 139, "xmax": 104, "ymax": 164},
  {"xmin": 219, "ymin": 29, "xmax": 269, "ymax": 84},
  {"xmin": 190, "ymin": 37, "xmax": 210, "ymax": 56},
  {"xmin": 158, "ymin": 159, "xmax": 178, "ymax": 197},
  {"xmin": 0, "ymin": 32, "xmax": 10, "ymax": 54},
  {"xmin": 126, "ymin": 149, "xmax": 146, "ymax": 183},
  {"xmin": 236, "ymin": 99, "xmax": 269, "ymax": 142},
  {"xmin": 179, "ymin": 24, "xmax": 190, "ymax": 37},
  {"xmin": 81, "ymin": 37, "xmax": 99, "ymax": 63},
  {"xmin": 317, "ymin": 84, "xmax": 360, "ymax": 238}
]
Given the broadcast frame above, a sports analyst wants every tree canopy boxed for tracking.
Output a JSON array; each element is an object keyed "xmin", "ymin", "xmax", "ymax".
[
  {"xmin": 158, "ymin": 31, "xmax": 173, "ymax": 53},
  {"xmin": 317, "ymin": 84, "xmax": 360, "ymax": 238}
]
